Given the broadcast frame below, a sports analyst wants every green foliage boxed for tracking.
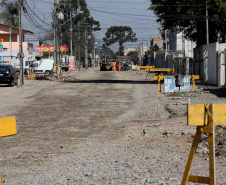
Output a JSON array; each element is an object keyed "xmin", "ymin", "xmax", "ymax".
[
  {"xmin": 127, "ymin": 50, "xmax": 138, "ymax": 64},
  {"xmin": 145, "ymin": 50, "xmax": 154, "ymax": 56},
  {"xmin": 101, "ymin": 44, "xmax": 116, "ymax": 59},
  {"xmin": 149, "ymin": 0, "xmax": 226, "ymax": 46},
  {"xmin": 0, "ymin": 1, "xmax": 19, "ymax": 27},
  {"xmin": 103, "ymin": 26, "xmax": 137, "ymax": 56},
  {"xmin": 57, "ymin": 0, "xmax": 101, "ymax": 55},
  {"xmin": 152, "ymin": 44, "xmax": 159, "ymax": 51}
]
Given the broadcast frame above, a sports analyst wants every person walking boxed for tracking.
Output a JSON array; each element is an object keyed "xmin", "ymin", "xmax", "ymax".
[
  {"xmin": 118, "ymin": 62, "xmax": 121, "ymax": 72},
  {"xmin": 112, "ymin": 62, "xmax": 115, "ymax": 72}
]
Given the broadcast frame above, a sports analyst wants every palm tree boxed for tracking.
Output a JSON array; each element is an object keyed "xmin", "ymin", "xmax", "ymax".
[{"xmin": 0, "ymin": 2, "xmax": 19, "ymax": 27}]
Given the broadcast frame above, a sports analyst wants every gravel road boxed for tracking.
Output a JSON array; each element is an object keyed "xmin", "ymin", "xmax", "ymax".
[{"xmin": 0, "ymin": 67, "xmax": 225, "ymax": 185}]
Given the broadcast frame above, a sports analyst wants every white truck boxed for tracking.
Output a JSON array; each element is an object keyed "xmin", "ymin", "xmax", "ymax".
[{"xmin": 31, "ymin": 59, "xmax": 54, "ymax": 76}]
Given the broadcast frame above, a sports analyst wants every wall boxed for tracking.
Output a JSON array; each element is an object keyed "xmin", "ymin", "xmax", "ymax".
[
  {"xmin": 169, "ymin": 31, "xmax": 196, "ymax": 58},
  {"xmin": 198, "ymin": 42, "xmax": 226, "ymax": 86},
  {"xmin": 155, "ymin": 53, "xmax": 165, "ymax": 68}
]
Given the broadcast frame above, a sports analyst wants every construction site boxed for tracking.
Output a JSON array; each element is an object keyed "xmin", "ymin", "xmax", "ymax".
[{"xmin": 0, "ymin": 67, "xmax": 225, "ymax": 184}]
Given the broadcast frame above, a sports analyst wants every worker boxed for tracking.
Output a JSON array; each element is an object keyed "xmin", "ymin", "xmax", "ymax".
[
  {"xmin": 112, "ymin": 62, "xmax": 115, "ymax": 72},
  {"xmin": 118, "ymin": 62, "xmax": 121, "ymax": 72}
]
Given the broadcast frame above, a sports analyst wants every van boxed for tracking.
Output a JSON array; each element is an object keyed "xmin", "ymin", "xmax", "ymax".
[{"xmin": 33, "ymin": 59, "xmax": 54, "ymax": 76}]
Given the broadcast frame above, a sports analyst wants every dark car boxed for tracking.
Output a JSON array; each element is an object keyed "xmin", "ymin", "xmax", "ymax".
[{"xmin": 0, "ymin": 65, "xmax": 18, "ymax": 86}]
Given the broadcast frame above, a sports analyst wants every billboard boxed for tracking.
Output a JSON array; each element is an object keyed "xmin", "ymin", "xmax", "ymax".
[{"xmin": 36, "ymin": 46, "xmax": 67, "ymax": 52}]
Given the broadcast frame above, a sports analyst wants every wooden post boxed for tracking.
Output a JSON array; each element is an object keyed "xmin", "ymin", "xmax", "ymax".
[
  {"xmin": 0, "ymin": 170, "xmax": 4, "ymax": 185},
  {"xmin": 181, "ymin": 127, "xmax": 202, "ymax": 185},
  {"xmin": 158, "ymin": 75, "xmax": 161, "ymax": 93},
  {"xmin": 208, "ymin": 104, "xmax": 217, "ymax": 185}
]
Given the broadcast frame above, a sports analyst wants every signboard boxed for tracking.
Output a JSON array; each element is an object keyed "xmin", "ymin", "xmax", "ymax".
[
  {"xmin": 0, "ymin": 39, "xmax": 3, "ymax": 46},
  {"xmin": 17, "ymin": 52, "xmax": 25, "ymax": 60},
  {"xmin": 60, "ymin": 46, "xmax": 67, "ymax": 52},
  {"xmin": 0, "ymin": 46, "xmax": 3, "ymax": 53},
  {"xmin": 69, "ymin": 56, "xmax": 75, "ymax": 70},
  {"xmin": 36, "ymin": 46, "xmax": 67, "ymax": 52},
  {"xmin": 164, "ymin": 76, "xmax": 190, "ymax": 93}
]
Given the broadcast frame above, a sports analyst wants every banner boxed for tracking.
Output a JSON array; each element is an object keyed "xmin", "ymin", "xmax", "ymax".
[
  {"xmin": 0, "ymin": 46, "xmax": 3, "ymax": 53},
  {"xmin": 36, "ymin": 46, "xmax": 67, "ymax": 52},
  {"xmin": 0, "ymin": 39, "xmax": 3, "ymax": 46},
  {"xmin": 164, "ymin": 76, "xmax": 190, "ymax": 93},
  {"xmin": 69, "ymin": 56, "xmax": 75, "ymax": 70},
  {"xmin": 60, "ymin": 46, "xmax": 67, "ymax": 52}
]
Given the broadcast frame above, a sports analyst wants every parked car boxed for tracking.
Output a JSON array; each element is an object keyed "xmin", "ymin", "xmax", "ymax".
[{"xmin": 0, "ymin": 65, "xmax": 18, "ymax": 86}]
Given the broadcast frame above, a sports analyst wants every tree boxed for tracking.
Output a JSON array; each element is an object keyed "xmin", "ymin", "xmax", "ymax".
[
  {"xmin": 101, "ymin": 44, "xmax": 116, "ymax": 59},
  {"xmin": 0, "ymin": 1, "xmax": 19, "ymax": 27},
  {"xmin": 149, "ymin": 0, "xmax": 226, "ymax": 46},
  {"xmin": 127, "ymin": 50, "xmax": 138, "ymax": 64},
  {"xmin": 103, "ymin": 26, "xmax": 137, "ymax": 56},
  {"xmin": 152, "ymin": 44, "xmax": 159, "ymax": 52},
  {"xmin": 145, "ymin": 50, "xmax": 154, "ymax": 56}
]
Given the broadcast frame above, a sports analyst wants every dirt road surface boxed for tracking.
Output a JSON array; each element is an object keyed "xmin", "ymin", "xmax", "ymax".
[{"xmin": 0, "ymin": 67, "xmax": 225, "ymax": 184}]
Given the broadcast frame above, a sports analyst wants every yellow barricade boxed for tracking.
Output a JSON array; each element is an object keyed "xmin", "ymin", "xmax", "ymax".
[
  {"xmin": 0, "ymin": 117, "xmax": 17, "ymax": 184},
  {"xmin": 181, "ymin": 103, "xmax": 225, "ymax": 184},
  {"xmin": 0, "ymin": 117, "xmax": 17, "ymax": 137},
  {"xmin": 135, "ymin": 66, "xmax": 155, "ymax": 69},
  {"xmin": 154, "ymin": 75, "xmax": 199, "ymax": 93}
]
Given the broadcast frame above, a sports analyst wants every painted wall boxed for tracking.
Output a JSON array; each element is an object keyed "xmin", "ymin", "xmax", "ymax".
[{"xmin": 200, "ymin": 42, "xmax": 226, "ymax": 86}]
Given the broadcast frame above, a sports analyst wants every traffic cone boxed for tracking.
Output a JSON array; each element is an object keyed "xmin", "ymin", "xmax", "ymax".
[
  {"xmin": 27, "ymin": 70, "xmax": 30, "ymax": 80},
  {"xmin": 68, "ymin": 70, "xmax": 70, "ymax": 75}
]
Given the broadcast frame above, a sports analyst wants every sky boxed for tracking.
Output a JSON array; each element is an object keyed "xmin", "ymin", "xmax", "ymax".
[{"xmin": 1, "ymin": 0, "xmax": 162, "ymax": 52}]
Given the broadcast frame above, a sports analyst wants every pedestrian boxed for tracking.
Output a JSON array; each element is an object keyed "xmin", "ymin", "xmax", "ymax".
[
  {"xmin": 112, "ymin": 62, "xmax": 115, "ymax": 72},
  {"xmin": 118, "ymin": 62, "xmax": 121, "ymax": 72}
]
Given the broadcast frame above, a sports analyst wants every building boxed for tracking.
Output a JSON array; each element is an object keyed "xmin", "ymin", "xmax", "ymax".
[
  {"xmin": 194, "ymin": 42, "xmax": 226, "ymax": 86},
  {"xmin": 0, "ymin": 23, "xmax": 34, "ymax": 67},
  {"xmin": 168, "ymin": 31, "xmax": 196, "ymax": 58},
  {"xmin": 154, "ymin": 31, "xmax": 196, "ymax": 69},
  {"xmin": 150, "ymin": 35, "xmax": 163, "ymax": 50}
]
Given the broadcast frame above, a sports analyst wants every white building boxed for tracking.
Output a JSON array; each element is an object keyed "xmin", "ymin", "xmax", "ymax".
[{"xmin": 168, "ymin": 32, "xmax": 196, "ymax": 58}]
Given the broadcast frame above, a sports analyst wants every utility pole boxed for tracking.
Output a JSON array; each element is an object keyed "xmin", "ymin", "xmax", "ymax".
[
  {"xmin": 19, "ymin": 0, "xmax": 24, "ymax": 86},
  {"xmin": 78, "ymin": 29, "xmax": 81, "ymax": 70},
  {"xmin": 93, "ymin": 46, "xmax": 95, "ymax": 68},
  {"xmin": 9, "ymin": 26, "xmax": 12, "ymax": 64},
  {"xmin": 141, "ymin": 42, "xmax": 143, "ymax": 66},
  {"xmin": 85, "ymin": 26, "xmax": 88, "ymax": 69},
  {"xmin": 206, "ymin": 1, "xmax": 209, "ymax": 44},
  {"xmin": 165, "ymin": 30, "xmax": 168, "ymax": 62},
  {"xmin": 70, "ymin": 1, "xmax": 73, "ymax": 56},
  {"xmin": 53, "ymin": 0, "xmax": 57, "ymax": 75}
]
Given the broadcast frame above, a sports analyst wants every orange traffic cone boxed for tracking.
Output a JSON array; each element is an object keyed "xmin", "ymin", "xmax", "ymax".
[{"xmin": 27, "ymin": 70, "xmax": 30, "ymax": 80}]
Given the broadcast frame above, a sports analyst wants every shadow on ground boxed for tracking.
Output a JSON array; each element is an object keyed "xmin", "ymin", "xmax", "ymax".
[
  {"xmin": 66, "ymin": 79, "xmax": 158, "ymax": 85},
  {"xmin": 196, "ymin": 81, "xmax": 226, "ymax": 98}
]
